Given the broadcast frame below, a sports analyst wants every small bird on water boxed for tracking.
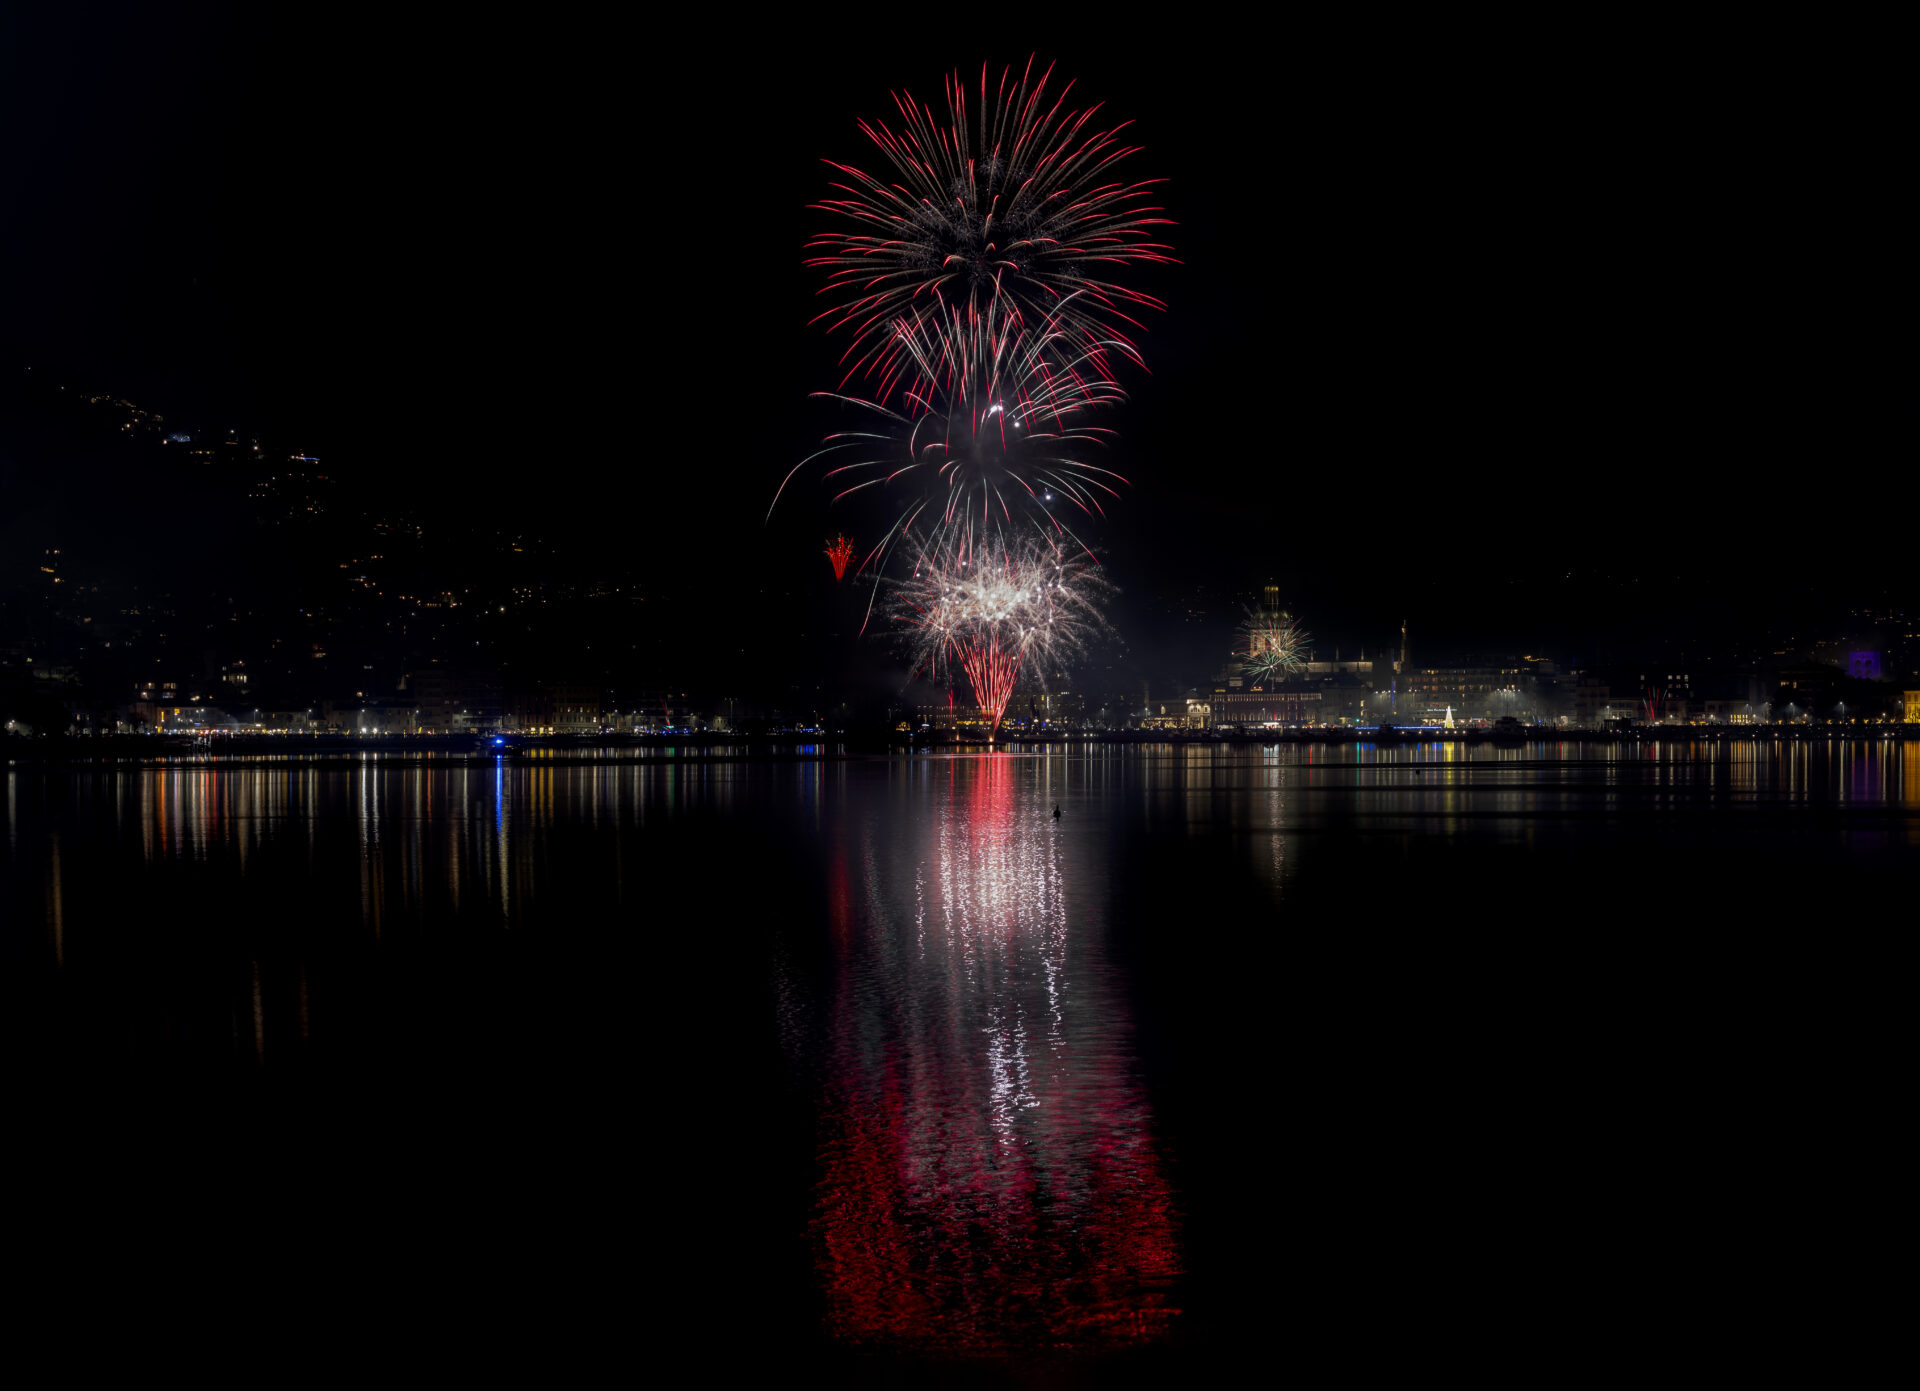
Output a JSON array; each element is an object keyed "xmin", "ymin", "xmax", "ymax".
[{"xmin": 1052, "ymin": 804, "xmax": 1061, "ymax": 819}]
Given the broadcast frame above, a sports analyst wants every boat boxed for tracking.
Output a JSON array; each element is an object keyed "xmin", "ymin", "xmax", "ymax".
[{"xmin": 1488, "ymin": 716, "xmax": 1528, "ymax": 745}]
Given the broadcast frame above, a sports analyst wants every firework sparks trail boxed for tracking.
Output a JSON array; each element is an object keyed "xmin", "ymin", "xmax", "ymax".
[
  {"xmin": 956, "ymin": 629, "xmax": 1021, "ymax": 736},
  {"xmin": 825, "ymin": 534, "xmax": 856, "ymax": 581},
  {"xmin": 774, "ymin": 58, "xmax": 1176, "ymax": 607},
  {"xmin": 808, "ymin": 56, "xmax": 1176, "ymax": 398},
  {"xmin": 891, "ymin": 532, "xmax": 1112, "ymax": 737},
  {"xmin": 772, "ymin": 295, "xmax": 1128, "ymax": 594},
  {"xmin": 775, "ymin": 59, "xmax": 1166, "ymax": 691},
  {"xmin": 1239, "ymin": 606, "xmax": 1309, "ymax": 683}
]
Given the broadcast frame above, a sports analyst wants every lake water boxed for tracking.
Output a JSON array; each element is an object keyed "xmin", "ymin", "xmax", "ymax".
[{"xmin": 6, "ymin": 741, "xmax": 1914, "ymax": 1377}]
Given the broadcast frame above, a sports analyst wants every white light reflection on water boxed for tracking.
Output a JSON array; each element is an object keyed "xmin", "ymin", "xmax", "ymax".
[
  {"xmin": 4, "ymin": 742, "xmax": 1918, "ymax": 1212},
  {"xmin": 804, "ymin": 754, "xmax": 1181, "ymax": 1354}
]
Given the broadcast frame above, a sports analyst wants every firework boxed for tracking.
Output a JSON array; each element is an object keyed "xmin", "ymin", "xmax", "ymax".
[
  {"xmin": 769, "ymin": 293, "xmax": 1128, "ymax": 590},
  {"xmin": 891, "ymin": 533, "xmax": 1111, "ymax": 736},
  {"xmin": 807, "ymin": 57, "xmax": 1176, "ymax": 397},
  {"xmin": 955, "ymin": 629, "xmax": 1022, "ymax": 737},
  {"xmin": 825, "ymin": 534, "xmax": 856, "ymax": 581},
  {"xmin": 1239, "ymin": 606, "xmax": 1309, "ymax": 684},
  {"xmin": 774, "ymin": 59, "xmax": 1175, "ymax": 597}
]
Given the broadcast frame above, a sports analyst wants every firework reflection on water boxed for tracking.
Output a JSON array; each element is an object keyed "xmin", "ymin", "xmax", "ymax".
[{"xmin": 806, "ymin": 757, "xmax": 1181, "ymax": 1352}]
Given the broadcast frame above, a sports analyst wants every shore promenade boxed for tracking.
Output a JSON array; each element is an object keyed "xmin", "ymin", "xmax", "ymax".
[{"xmin": 6, "ymin": 723, "xmax": 1916, "ymax": 763}]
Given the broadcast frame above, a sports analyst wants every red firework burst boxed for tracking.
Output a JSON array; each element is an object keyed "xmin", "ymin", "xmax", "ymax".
[
  {"xmin": 891, "ymin": 533, "xmax": 1111, "ymax": 738},
  {"xmin": 807, "ymin": 56, "xmax": 1175, "ymax": 401},
  {"xmin": 956, "ymin": 628, "xmax": 1021, "ymax": 739},
  {"xmin": 825, "ymin": 534, "xmax": 856, "ymax": 581}
]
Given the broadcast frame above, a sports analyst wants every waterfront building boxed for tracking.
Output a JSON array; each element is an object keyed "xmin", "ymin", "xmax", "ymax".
[
  {"xmin": 1211, "ymin": 661, "xmax": 1373, "ymax": 727},
  {"xmin": 1209, "ymin": 686, "xmax": 1335, "ymax": 726},
  {"xmin": 1402, "ymin": 665, "xmax": 1532, "ymax": 724},
  {"xmin": 1003, "ymin": 689, "xmax": 1085, "ymax": 730},
  {"xmin": 331, "ymin": 698, "xmax": 417, "ymax": 735},
  {"xmin": 550, "ymin": 683, "xmax": 606, "ymax": 732},
  {"xmin": 409, "ymin": 665, "xmax": 504, "ymax": 732},
  {"xmin": 911, "ymin": 703, "xmax": 990, "ymax": 731},
  {"xmin": 1636, "ymin": 670, "xmax": 1696, "ymax": 723},
  {"xmin": 1204, "ymin": 590, "xmax": 1372, "ymax": 727}
]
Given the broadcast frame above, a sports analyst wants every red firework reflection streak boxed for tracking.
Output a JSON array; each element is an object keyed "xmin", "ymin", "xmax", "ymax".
[
  {"xmin": 824, "ymin": 533, "xmax": 856, "ymax": 581},
  {"xmin": 815, "ymin": 1088, "xmax": 1181, "ymax": 1349},
  {"xmin": 811, "ymin": 760, "xmax": 1182, "ymax": 1352},
  {"xmin": 956, "ymin": 629, "xmax": 1020, "ymax": 738}
]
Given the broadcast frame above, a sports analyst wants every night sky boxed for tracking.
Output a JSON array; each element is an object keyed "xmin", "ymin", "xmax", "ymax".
[{"xmin": 4, "ymin": 12, "xmax": 1900, "ymax": 686}]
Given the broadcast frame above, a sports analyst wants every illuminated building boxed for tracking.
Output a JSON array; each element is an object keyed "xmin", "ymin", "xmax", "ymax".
[
  {"xmin": 506, "ymin": 681, "xmax": 603, "ymax": 733},
  {"xmin": 1636, "ymin": 670, "xmax": 1695, "ymax": 723},
  {"xmin": 1776, "ymin": 663, "xmax": 1838, "ymax": 714},
  {"xmin": 508, "ymin": 686, "xmax": 554, "ymax": 733},
  {"xmin": 1204, "ymin": 589, "xmax": 1369, "ymax": 726},
  {"xmin": 1208, "ymin": 686, "xmax": 1333, "ymax": 726},
  {"xmin": 409, "ymin": 665, "xmax": 503, "ymax": 731},
  {"xmin": 1404, "ymin": 666, "xmax": 1534, "ymax": 723},
  {"xmin": 1004, "ymin": 688, "xmax": 1085, "ymax": 730},
  {"xmin": 326, "ymin": 698, "xmax": 416, "ymax": 735},
  {"xmin": 1137, "ymin": 705, "xmax": 1198, "ymax": 730},
  {"xmin": 1210, "ymin": 660, "xmax": 1374, "ymax": 724},
  {"xmin": 911, "ymin": 702, "xmax": 991, "ymax": 731},
  {"xmin": 550, "ymin": 683, "xmax": 605, "ymax": 732}
]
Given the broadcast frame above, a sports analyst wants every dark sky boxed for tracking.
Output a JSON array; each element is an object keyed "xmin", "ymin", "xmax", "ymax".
[{"xmin": 3, "ymin": 11, "xmax": 1901, "ymax": 677}]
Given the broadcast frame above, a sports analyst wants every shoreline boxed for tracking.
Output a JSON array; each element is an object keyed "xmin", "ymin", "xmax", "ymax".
[{"xmin": 5, "ymin": 724, "xmax": 1915, "ymax": 767}]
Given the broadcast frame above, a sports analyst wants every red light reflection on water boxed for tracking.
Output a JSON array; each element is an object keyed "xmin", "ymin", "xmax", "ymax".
[{"xmin": 811, "ymin": 758, "xmax": 1180, "ymax": 1353}]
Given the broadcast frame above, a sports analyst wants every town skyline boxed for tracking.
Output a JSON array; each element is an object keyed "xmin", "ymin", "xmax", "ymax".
[{"xmin": 5, "ymin": 362, "xmax": 1911, "ymax": 739}]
